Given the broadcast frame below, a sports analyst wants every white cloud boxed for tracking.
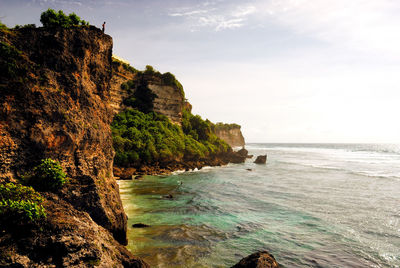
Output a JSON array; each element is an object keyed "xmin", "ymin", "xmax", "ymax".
[
  {"xmin": 232, "ymin": 5, "xmax": 257, "ymax": 17},
  {"xmin": 169, "ymin": 9, "xmax": 210, "ymax": 17},
  {"xmin": 168, "ymin": 0, "xmax": 400, "ymax": 56},
  {"xmin": 167, "ymin": 2, "xmax": 256, "ymax": 31},
  {"xmin": 257, "ymin": 0, "xmax": 400, "ymax": 56}
]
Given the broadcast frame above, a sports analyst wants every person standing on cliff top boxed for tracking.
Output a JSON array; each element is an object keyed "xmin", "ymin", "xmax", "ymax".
[{"xmin": 102, "ymin": 22, "xmax": 106, "ymax": 33}]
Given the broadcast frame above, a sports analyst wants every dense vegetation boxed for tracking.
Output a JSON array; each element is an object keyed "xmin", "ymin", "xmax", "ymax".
[
  {"xmin": 112, "ymin": 109, "xmax": 229, "ymax": 167},
  {"xmin": 0, "ymin": 182, "xmax": 46, "ymax": 226},
  {"xmin": 23, "ymin": 158, "xmax": 67, "ymax": 192},
  {"xmin": 40, "ymin": 9, "xmax": 89, "ymax": 28}
]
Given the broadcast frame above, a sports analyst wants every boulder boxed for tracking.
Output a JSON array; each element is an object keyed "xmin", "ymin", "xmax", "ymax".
[
  {"xmin": 254, "ymin": 155, "xmax": 267, "ymax": 164},
  {"xmin": 232, "ymin": 251, "xmax": 280, "ymax": 268},
  {"xmin": 114, "ymin": 167, "xmax": 137, "ymax": 180},
  {"xmin": 237, "ymin": 148, "xmax": 249, "ymax": 157}
]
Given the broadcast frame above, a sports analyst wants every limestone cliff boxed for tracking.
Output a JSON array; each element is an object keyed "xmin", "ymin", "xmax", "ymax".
[
  {"xmin": 110, "ymin": 62, "xmax": 134, "ymax": 114},
  {"xmin": 0, "ymin": 27, "xmax": 147, "ymax": 267},
  {"xmin": 110, "ymin": 64, "xmax": 184, "ymax": 124},
  {"xmin": 213, "ymin": 123, "xmax": 245, "ymax": 148}
]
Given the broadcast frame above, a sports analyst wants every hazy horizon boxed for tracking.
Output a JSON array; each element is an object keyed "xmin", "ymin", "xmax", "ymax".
[{"xmin": 2, "ymin": 0, "xmax": 399, "ymax": 143}]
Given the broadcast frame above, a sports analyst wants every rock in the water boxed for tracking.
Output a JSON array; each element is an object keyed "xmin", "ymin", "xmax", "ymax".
[
  {"xmin": 246, "ymin": 168, "xmax": 252, "ymax": 171},
  {"xmin": 232, "ymin": 251, "xmax": 279, "ymax": 268},
  {"xmin": 132, "ymin": 223, "xmax": 150, "ymax": 228},
  {"xmin": 254, "ymin": 155, "xmax": 267, "ymax": 164},
  {"xmin": 163, "ymin": 194, "xmax": 174, "ymax": 199}
]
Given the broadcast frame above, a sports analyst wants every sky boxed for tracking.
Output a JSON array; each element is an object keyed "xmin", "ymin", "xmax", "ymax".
[{"xmin": 1, "ymin": 0, "xmax": 400, "ymax": 143}]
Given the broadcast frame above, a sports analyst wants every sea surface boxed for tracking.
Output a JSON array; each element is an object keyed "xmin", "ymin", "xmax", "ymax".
[{"xmin": 118, "ymin": 143, "xmax": 400, "ymax": 267}]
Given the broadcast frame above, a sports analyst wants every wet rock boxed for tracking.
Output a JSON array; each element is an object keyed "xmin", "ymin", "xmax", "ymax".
[
  {"xmin": 134, "ymin": 175, "xmax": 144, "ymax": 180},
  {"xmin": 232, "ymin": 251, "xmax": 280, "ymax": 268},
  {"xmin": 163, "ymin": 194, "xmax": 174, "ymax": 199},
  {"xmin": 132, "ymin": 223, "xmax": 150, "ymax": 228},
  {"xmin": 246, "ymin": 169, "xmax": 252, "ymax": 171},
  {"xmin": 237, "ymin": 148, "xmax": 249, "ymax": 157},
  {"xmin": 254, "ymin": 155, "xmax": 267, "ymax": 164}
]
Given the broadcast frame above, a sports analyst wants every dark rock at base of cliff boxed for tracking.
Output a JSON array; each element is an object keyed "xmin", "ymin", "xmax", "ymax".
[
  {"xmin": 237, "ymin": 148, "xmax": 249, "ymax": 157},
  {"xmin": 232, "ymin": 251, "xmax": 279, "ymax": 268},
  {"xmin": 132, "ymin": 223, "xmax": 150, "ymax": 228},
  {"xmin": 247, "ymin": 155, "xmax": 253, "ymax": 158},
  {"xmin": 254, "ymin": 155, "xmax": 267, "ymax": 164},
  {"xmin": 226, "ymin": 152, "xmax": 247, "ymax": 164},
  {"xmin": 113, "ymin": 150, "xmax": 248, "ymax": 176},
  {"xmin": 114, "ymin": 167, "xmax": 137, "ymax": 180}
]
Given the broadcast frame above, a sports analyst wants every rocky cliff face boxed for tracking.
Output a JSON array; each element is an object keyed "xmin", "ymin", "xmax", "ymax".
[
  {"xmin": 110, "ymin": 67, "xmax": 184, "ymax": 124},
  {"xmin": 148, "ymin": 78, "xmax": 184, "ymax": 125},
  {"xmin": 110, "ymin": 63, "xmax": 134, "ymax": 114},
  {"xmin": 213, "ymin": 124, "xmax": 245, "ymax": 148},
  {"xmin": 0, "ymin": 27, "xmax": 147, "ymax": 267}
]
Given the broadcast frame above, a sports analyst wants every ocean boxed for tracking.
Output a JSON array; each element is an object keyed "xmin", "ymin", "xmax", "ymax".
[{"xmin": 118, "ymin": 143, "xmax": 400, "ymax": 267}]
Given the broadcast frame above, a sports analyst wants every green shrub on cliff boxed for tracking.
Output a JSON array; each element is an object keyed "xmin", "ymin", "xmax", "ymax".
[
  {"xmin": 14, "ymin": 24, "xmax": 36, "ymax": 29},
  {"xmin": 0, "ymin": 182, "xmax": 46, "ymax": 226},
  {"xmin": 24, "ymin": 158, "xmax": 67, "ymax": 192},
  {"xmin": 40, "ymin": 9, "xmax": 89, "ymax": 28},
  {"xmin": 212, "ymin": 122, "xmax": 241, "ymax": 131},
  {"xmin": 161, "ymin": 72, "xmax": 184, "ymax": 98},
  {"xmin": 124, "ymin": 83, "xmax": 157, "ymax": 113}
]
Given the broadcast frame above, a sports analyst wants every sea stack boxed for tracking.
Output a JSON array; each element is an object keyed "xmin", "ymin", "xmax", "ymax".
[{"xmin": 254, "ymin": 155, "xmax": 267, "ymax": 164}]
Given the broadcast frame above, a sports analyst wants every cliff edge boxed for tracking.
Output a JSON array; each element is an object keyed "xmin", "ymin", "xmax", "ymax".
[
  {"xmin": 0, "ymin": 26, "xmax": 147, "ymax": 267},
  {"xmin": 213, "ymin": 123, "xmax": 245, "ymax": 148}
]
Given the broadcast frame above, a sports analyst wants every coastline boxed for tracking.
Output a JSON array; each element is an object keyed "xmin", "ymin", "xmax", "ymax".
[{"xmin": 113, "ymin": 150, "xmax": 249, "ymax": 178}]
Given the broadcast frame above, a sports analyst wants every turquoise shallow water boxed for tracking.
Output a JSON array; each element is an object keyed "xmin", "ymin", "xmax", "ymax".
[{"xmin": 119, "ymin": 144, "xmax": 400, "ymax": 267}]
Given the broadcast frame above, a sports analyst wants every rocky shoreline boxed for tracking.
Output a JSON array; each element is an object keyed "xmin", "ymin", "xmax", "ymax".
[{"xmin": 114, "ymin": 150, "xmax": 249, "ymax": 178}]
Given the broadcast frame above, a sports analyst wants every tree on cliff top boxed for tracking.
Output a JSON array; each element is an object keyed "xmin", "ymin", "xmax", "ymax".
[{"xmin": 40, "ymin": 9, "xmax": 89, "ymax": 28}]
